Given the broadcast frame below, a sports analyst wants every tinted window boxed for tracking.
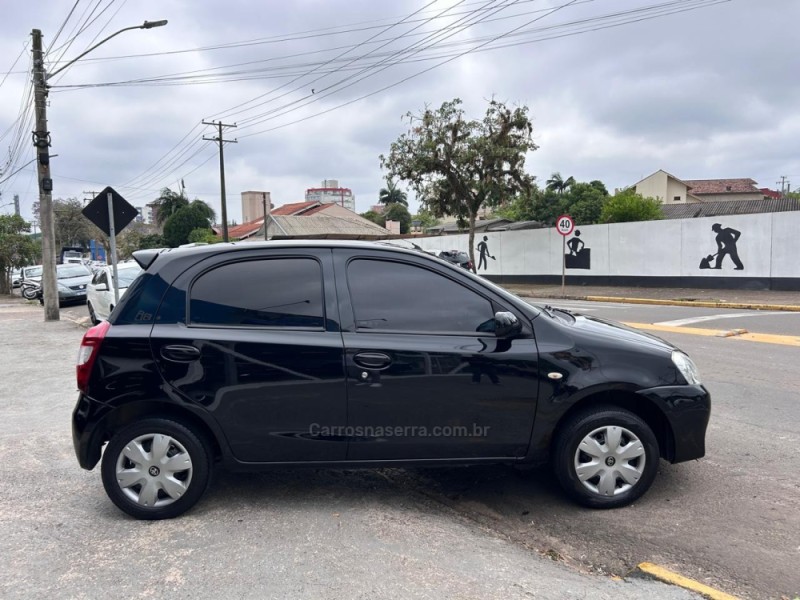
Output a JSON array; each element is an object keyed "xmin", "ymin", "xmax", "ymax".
[
  {"xmin": 190, "ymin": 258, "xmax": 324, "ymax": 329},
  {"xmin": 57, "ymin": 265, "xmax": 90, "ymax": 279},
  {"xmin": 347, "ymin": 259, "xmax": 494, "ymax": 334}
]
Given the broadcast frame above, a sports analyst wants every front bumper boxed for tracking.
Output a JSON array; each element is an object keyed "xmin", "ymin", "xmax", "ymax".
[{"xmin": 637, "ymin": 384, "xmax": 711, "ymax": 463}]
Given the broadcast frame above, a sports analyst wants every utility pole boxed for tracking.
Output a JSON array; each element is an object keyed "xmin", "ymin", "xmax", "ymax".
[
  {"xmin": 777, "ymin": 176, "xmax": 787, "ymax": 197},
  {"xmin": 32, "ymin": 29, "xmax": 58, "ymax": 321},
  {"xmin": 13, "ymin": 194, "xmax": 20, "ymax": 216},
  {"xmin": 202, "ymin": 120, "xmax": 237, "ymax": 242}
]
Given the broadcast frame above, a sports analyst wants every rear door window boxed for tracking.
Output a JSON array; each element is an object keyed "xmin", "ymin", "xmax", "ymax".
[{"xmin": 189, "ymin": 258, "xmax": 324, "ymax": 329}]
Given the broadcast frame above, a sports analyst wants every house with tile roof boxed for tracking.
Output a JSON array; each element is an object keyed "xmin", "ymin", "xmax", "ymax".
[
  {"xmin": 633, "ymin": 170, "xmax": 774, "ymax": 205},
  {"xmin": 215, "ymin": 200, "xmax": 391, "ymax": 241}
]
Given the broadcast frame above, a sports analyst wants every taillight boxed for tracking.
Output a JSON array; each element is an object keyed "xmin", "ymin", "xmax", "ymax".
[{"xmin": 76, "ymin": 320, "xmax": 111, "ymax": 392}]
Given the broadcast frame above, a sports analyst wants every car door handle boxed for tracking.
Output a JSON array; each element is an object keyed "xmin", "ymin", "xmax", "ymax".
[
  {"xmin": 161, "ymin": 345, "xmax": 201, "ymax": 363},
  {"xmin": 353, "ymin": 352, "xmax": 392, "ymax": 370}
]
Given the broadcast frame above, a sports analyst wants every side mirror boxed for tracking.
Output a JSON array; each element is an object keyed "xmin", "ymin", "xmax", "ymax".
[
  {"xmin": 494, "ymin": 311, "xmax": 521, "ymax": 338},
  {"xmin": 96, "ymin": 283, "xmax": 109, "ymax": 292}
]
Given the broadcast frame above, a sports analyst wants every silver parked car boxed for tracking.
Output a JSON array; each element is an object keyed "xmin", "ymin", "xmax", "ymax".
[{"xmin": 86, "ymin": 262, "xmax": 142, "ymax": 324}]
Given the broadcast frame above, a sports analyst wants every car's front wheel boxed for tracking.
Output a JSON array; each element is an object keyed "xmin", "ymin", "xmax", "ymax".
[
  {"xmin": 553, "ymin": 407, "xmax": 659, "ymax": 509},
  {"xmin": 100, "ymin": 418, "xmax": 211, "ymax": 520}
]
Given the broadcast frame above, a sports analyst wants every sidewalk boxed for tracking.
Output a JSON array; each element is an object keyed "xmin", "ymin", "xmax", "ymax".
[{"xmin": 502, "ymin": 283, "xmax": 800, "ymax": 311}]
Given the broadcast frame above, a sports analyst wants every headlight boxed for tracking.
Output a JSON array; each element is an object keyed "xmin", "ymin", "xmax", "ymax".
[{"xmin": 671, "ymin": 351, "xmax": 701, "ymax": 385}]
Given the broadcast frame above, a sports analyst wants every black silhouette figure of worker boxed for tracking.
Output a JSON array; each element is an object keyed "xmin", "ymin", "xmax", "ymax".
[
  {"xmin": 699, "ymin": 223, "xmax": 744, "ymax": 270},
  {"xmin": 476, "ymin": 236, "xmax": 496, "ymax": 270},
  {"xmin": 565, "ymin": 230, "xmax": 591, "ymax": 269}
]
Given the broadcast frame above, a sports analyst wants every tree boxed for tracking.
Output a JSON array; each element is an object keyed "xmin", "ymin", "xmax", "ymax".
[
  {"xmin": 116, "ymin": 222, "xmax": 163, "ymax": 259},
  {"xmin": 601, "ymin": 188, "xmax": 663, "ymax": 223},
  {"xmin": 53, "ymin": 197, "xmax": 109, "ymax": 256},
  {"xmin": 360, "ymin": 210, "xmax": 385, "ymax": 226},
  {"xmin": 546, "ymin": 172, "xmax": 575, "ymax": 195},
  {"xmin": 0, "ymin": 215, "xmax": 39, "ymax": 294},
  {"xmin": 412, "ymin": 209, "xmax": 439, "ymax": 231},
  {"xmin": 153, "ymin": 188, "xmax": 190, "ymax": 227},
  {"xmin": 564, "ymin": 182, "xmax": 607, "ymax": 225},
  {"xmin": 384, "ymin": 203, "xmax": 412, "ymax": 234},
  {"xmin": 162, "ymin": 202, "xmax": 215, "ymax": 247},
  {"xmin": 187, "ymin": 228, "xmax": 219, "ymax": 244},
  {"xmin": 378, "ymin": 180, "xmax": 408, "ymax": 206},
  {"xmin": 382, "ymin": 98, "xmax": 536, "ymax": 271}
]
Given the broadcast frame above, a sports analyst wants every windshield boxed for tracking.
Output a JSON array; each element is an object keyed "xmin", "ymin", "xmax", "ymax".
[
  {"xmin": 24, "ymin": 266, "xmax": 43, "ymax": 277},
  {"xmin": 57, "ymin": 265, "xmax": 90, "ymax": 279}
]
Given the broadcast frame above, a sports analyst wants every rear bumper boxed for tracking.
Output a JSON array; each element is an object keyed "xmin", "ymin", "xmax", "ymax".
[
  {"xmin": 637, "ymin": 384, "xmax": 710, "ymax": 463},
  {"xmin": 72, "ymin": 393, "xmax": 110, "ymax": 470}
]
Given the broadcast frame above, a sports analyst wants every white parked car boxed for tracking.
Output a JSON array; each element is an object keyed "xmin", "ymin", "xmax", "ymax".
[{"xmin": 86, "ymin": 262, "xmax": 142, "ymax": 324}]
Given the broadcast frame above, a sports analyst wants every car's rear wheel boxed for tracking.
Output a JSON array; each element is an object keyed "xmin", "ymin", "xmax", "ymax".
[
  {"xmin": 101, "ymin": 418, "xmax": 211, "ymax": 520},
  {"xmin": 553, "ymin": 407, "xmax": 659, "ymax": 509},
  {"xmin": 87, "ymin": 302, "xmax": 99, "ymax": 325}
]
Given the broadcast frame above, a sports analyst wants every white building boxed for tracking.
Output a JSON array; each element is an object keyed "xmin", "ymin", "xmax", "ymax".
[{"xmin": 305, "ymin": 179, "xmax": 355, "ymax": 212}]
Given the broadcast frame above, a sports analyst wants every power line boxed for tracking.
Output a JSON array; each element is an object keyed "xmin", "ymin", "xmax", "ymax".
[{"xmin": 46, "ymin": 1, "xmax": 82, "ymax": 55}]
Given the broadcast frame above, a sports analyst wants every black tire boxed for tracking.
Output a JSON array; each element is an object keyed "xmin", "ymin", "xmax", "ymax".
[
  {"xmin": 101, "ymin": 418, "xmax": 212, "ymax": 520},
  {"xmin": 22, "ymin": 287, "xmax": 37, "ymax": 300},
  {"xmin": 87, "ymin": 302, "xmax": 99, "ymax": 325},
  {"xmin": 553, "ymin": 406, "xmax": 659, "ymax": 509}
]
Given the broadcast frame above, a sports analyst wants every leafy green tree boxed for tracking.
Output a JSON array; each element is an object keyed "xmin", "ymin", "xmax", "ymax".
[
  {"xmin": 412, "ymin": 209, "xmax": 439, "ymax": 231},
  {"xmin": 378, "ymin": 180, "xmax": 408, "ymax": 207},
  {"xmin": 546, "ymin": 172, "xmax": 575, "ymax": 195},
  {"xmin": 153, "ymin": 188, "xmax": 190, "ymax": 226},
  {"xmin": 163, "ymin": 203, "xmax": 214, "ymax": 247},
  {"xmin": 384, "ymin": 203, "xmax": 412, "ymax": 234},
  {"xmin": 382, "ymin": 98, "xmax": 536, "ymax": 271},
  {"xmin": 116, "ymin": 222, "xmax": 163, "ymax": 259},
  {"xmin": 360, "ymin": 210, "xmax": 385, "ymax": 226},
  {"xmin": 601, "ymin": 188, "xmax": 663, "ymax": 223},
  {"xmin": 0, "ymin": 215, "xmax": 39, "ymax": 294},
  {"xmin": 564, "ymin": 182, "xmax": 607, "ymax": 225},
  {"xmin": 187, "ymin": 228, "xmax": 219, "ymax": 244}
]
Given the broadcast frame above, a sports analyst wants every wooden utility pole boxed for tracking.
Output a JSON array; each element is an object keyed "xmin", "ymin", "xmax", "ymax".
[
  {"xmin": 32, "ymin": 29, "xmax": 59, "ymax": 321},
  {"xmin": 262, "ymin": 192, "xmax": 270, "ymax": 241},
  {"xmin": 202, "ymin": 120, "xmax": 237, "ymax": 242}
]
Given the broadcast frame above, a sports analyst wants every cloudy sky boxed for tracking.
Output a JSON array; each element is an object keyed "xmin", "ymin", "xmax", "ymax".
[{"xmin": 1, "ymin": 0, "xmax": 798, "ymax": 224}]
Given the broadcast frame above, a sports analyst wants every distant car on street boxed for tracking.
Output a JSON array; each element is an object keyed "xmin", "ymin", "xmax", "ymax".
[
  {"xmin": 54, "ymin": 263, "xmax": 92, "ymax": 306},
  {"xmin": 438, "ymin": 250, "xmax": 473, "ymax": 270},
  {"xmin": 11, "ymin": 268, "xmax": 22, "ymax": 288},
  {"xmin": 21, "ymin": 265, "xmax": 43, "ymax": 284},
  {"xmin": 86, "ymin": 262, "xmax": 142, "ymax": 324}
]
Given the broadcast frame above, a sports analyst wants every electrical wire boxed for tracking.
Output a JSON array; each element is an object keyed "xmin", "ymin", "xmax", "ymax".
[
  {"xmin": 0, "ymin": 40, "xmax": 31, "ymax": 91},
  {"xmin": 46, "ymin": 1, "xmax": 82, "ymax": 55}
]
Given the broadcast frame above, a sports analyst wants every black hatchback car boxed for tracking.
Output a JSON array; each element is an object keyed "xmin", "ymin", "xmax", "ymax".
[{"xmin": 72, "ymin": 241, "xmax": 710, "ymax": 520}]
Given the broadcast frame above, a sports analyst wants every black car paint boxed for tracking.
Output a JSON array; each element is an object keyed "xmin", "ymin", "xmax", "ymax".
[{"xmin": 73, "ymin": 242, "xmax": 709, "ymax": 474}]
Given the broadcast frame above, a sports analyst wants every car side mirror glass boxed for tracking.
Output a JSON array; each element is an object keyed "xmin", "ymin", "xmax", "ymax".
[
  {"xmin": 96, "ymin": 283, "xmax": 109, "ymax": 292},
  {"xmin": 494, "ymin": 311, "xmax": 521, "ymax": 338}
]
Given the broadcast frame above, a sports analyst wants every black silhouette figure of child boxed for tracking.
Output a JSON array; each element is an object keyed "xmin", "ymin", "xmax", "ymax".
[
  {"xmin": 711, "ymin": 223, "xmax": 744, "ymax": 270},
  {"xmin": 567, "ymin": 230, "xmax": 584, "ymax": 255}
]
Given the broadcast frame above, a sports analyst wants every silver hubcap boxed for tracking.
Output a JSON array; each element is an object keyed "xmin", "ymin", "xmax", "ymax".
[
  {"xmin": 115, "ymin": 434, "xmax": 193, "ymax": 508},
  {"xmin": 574, "ymin": 425, "xmax": 646, "ymax": 497}
]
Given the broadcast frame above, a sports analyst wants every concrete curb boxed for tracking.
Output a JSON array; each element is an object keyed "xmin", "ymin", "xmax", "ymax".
[
  {"xmin": 511, "ymin": 292, "xmax": 800, "ymax": 312},
  {"xmin": 635, "ymin": 562, "xmax": 740, "ymax": 600}
]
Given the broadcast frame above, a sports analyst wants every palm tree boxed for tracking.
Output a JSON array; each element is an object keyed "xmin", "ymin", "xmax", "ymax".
[
  {"xmin": 546, "ymin": 172, "xmax": 576, "ymax": 195},
  {"xmin": 153, "ymin": 188, "xmax": 189, "ymax": 226},
  {"xmin": 378, "ymin": 180, "xmax": 408, "ymax": 206}
]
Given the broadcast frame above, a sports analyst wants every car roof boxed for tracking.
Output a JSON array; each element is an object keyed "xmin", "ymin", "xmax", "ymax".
[{"xmin": 133, "ymin": 240, "xmax": 426, "ymax": 271}]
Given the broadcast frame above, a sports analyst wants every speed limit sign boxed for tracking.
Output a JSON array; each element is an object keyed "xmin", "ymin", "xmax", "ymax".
[{"xmin": 556, "ymin": 214, "xmax": 574, "ymax": 236}]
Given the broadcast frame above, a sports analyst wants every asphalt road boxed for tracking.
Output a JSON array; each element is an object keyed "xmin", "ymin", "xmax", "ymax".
[{"xmin": 4, "ymin": 295, "xmax": 799, "ymax": 599}]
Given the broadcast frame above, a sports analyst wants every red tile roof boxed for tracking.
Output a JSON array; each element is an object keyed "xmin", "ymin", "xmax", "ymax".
[
  {"xmin": 271, "ymin": 201, "xmax": 319, "ymax": 216},
  {"xmin": 683, "ymin": 178, "xmax": 759, "ymax": 194},
  {"xmin": 760, "ymin": 188, "xmax": 781, "ymax": 200}
]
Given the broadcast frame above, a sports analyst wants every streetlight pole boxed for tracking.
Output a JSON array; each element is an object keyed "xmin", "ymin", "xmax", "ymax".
[{"xmin": 31, "ymin": 20, "xmax": 167, "ymax": 321}]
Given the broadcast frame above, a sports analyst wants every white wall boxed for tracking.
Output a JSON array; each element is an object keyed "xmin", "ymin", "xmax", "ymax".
[{"xmin": 414, "ymin": 212, "xmax": 798, "ymax": 283}]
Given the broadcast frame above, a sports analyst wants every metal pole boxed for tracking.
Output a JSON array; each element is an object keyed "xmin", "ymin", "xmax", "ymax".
[
  {"xmin": 107, "ymin": 192, "xmax": 120, "ymax": 305},
  {"xmin": 32, "ymin": 29, "xmax": 59, "ymax": 321},
  {"xmin": 561, "ymin": 235, "xmax": 566, "ymax": 298}
]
